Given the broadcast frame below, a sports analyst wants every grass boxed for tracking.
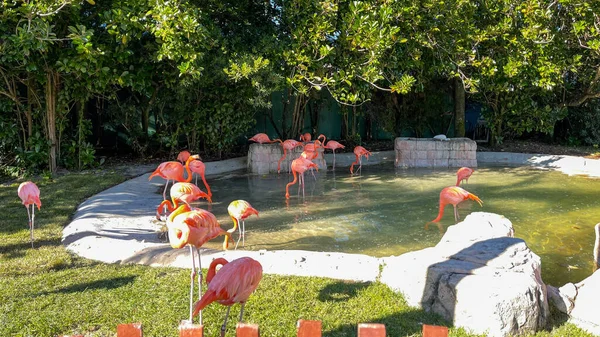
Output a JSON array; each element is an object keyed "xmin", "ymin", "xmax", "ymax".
[{"xmin": 0, "ymin": 172, "xmax": 594, "ymax": 337}]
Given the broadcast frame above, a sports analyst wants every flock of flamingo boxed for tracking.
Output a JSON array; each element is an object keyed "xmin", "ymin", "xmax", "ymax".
[{"xmin": 14, "ymin": 133, "xmax": 482, "ymax": 335}]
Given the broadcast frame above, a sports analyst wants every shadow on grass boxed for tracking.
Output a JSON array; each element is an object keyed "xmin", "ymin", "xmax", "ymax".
[
  {"xmin": 0, "ymin": 238, "xmax": 61, "ymax": 259},
  {"xmin": 322, "ymin": 308, "xmax": 449, "ymax": 337},
  {"xmin": 317, "ymin": 281, "xmax": 369, "ymax": 302},
  {"xmin": 35, "ymin": 276, "xmax": 137, "ymax": 296}
]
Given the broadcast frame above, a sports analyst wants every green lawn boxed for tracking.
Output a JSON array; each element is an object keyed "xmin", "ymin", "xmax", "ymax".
[{"xmin": 0, "ymin": 172, "xmax": 592, "ymax": 336}]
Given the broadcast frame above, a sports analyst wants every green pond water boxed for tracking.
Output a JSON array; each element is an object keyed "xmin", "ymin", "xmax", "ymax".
[{"xmin": 195, "ymin": 165, "xmax": 599, "ymax": 286}]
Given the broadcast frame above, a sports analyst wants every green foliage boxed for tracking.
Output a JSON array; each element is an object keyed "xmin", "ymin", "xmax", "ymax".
[{"xmin": 569, "ymin": 104, "xmax": 600, "ymax": 146}]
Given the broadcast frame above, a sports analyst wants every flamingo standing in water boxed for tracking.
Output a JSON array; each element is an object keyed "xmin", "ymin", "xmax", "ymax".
[
  {"xmin": 189, "ymin": 159, "xmax": 212, "ymax": 202},
  {"xmin": 167, "ymin": 204, "xmax": 232, "ymax": 325},
  {"xmin": 350, "ymin": 146, "xmax": 371, "ymax": 175},
  {"xmin": 17, "ymin": 181, "xmax": 41, "ymax": 248},
  {"xmin": 249, "ymin": 133, "xmax": 277, "ymax": 144},
  {"xmin": 227, "ymin": 200, "xmax": 259, "ymax": 249},
  {"xmin": 192, "ymin": 257, "xmax": 263, "ymax": 337},
  {"xmin": 177, "ymin": 150, "xmax": 191, "ymax": 163},
  {"xmin": 155, "ymin": 182, "xmax": 210, "ymax": 219},
  {"xmin": 456, "ymin": 167, "xmax": 474, "ymax": 186},
  {"xmin": 149, "ymin": 155, "xmax": 199, "ymax": 200},
  {"xmin": 276, "ymin": 139, "xmax": 304, "ymax": 173},
  {"xmin": 319, "ymin": 134, "xmax": 345, "ymax": 170},
  {"xmin": 426, "ymin": 186, "xmax": 483, "ymax": 230},
  {"xmin": 286, "ymin": 157, "xmax": 318, "ymax": 199}
]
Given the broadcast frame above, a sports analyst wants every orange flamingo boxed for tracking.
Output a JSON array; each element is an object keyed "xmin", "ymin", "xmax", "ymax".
[
  {"xmin": 177, "ymin": 150, "xmax": 191, "ymax": 163},
  {"xmin": 350, "ymin": 146, "xmax": 371, "ymax": 175},
  {"xmin": 249, "ymin": 133, "xmax": 276, "ymax": 144},
  {"xmin": 456, "ymin": 167, "xmax": 474, "ymax": 186},
  {"xmin": 276, "ymin": 139, "xmax": 304, "ymax": 173},
  {"xmin": 227, "ymin": 200, "xmax": 259, "ymax": 249},
  {"xmin": 149, "ymin": 155, "xmax": 199, "ymax": 200},
  {"xmin": 167, "ymin": 204, "xmax": 232, "ymax": 324},
  {"xmin": 17, "ymin": 181, "xmax": 41, "ymax": 248},
  {"xmin": 189, "ymin": 159, "xmax": 212, "ymax": 201},
  {"xmin": 192, "ymin": 257, "xmax": 263, "ymax": 337},
  {"xmin": 426, "ymin": 186, "xmax": 483, "ymax": 230},
  {"xmin": 156, "ymin": 182, "xmax": 210, "ymax": 219},
  {"xmin": 286, "ymin": 157, "xmax": 318, "ymax": 199},
  {"xmin": 319, "ymin": 134, "xmax": 345, "ymax": 170}
]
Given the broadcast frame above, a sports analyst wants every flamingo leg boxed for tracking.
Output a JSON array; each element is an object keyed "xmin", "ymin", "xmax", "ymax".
[
  {"xmin": 27, "ymin": 205, "xmax": 33, "ymax": 248},
  {"xmin": 188, "ymin": 245, "xmax": 196, "ymax": 323},
  {"xmin": 162, "ymin": 179, "xmax": 170, "ymax": 200},
  {"xmin": 235, "ymin": 217, "xmax": 242, "ymax": 250},
  {"xmin": 221, "ymin": 306, "xmax": 232, "ymax": 337},
  {"xmin": 242, "ymin": 219, "xmax": 246, "ymax": 248},
  {"xmin": 196, "ymin": 247, "xmax": 203, "ymax": 325},
  {"xmin": 332, "ymin": 151, "xmax": 336, "ymax": 170},
  {"xmin": 310, "ymin": 167, "xmax": 316, "ymax": 180},
  {"xmin": 239, "ymin": 302, "xmax": 246, "ymax": 322},
  {"xmin": 453, "ymin": 206, "xmax": 459, "ymax": 223}
]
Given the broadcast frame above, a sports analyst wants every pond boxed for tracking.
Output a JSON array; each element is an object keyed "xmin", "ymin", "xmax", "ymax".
[{"xmin": 194, "ymin": 164, "xmax": 599, "ymax": 286}]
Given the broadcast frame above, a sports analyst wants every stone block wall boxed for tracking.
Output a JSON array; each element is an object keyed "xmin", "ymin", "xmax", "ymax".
[
  {"xmin": 395, "ymin": 137, "xmax": 477, "ymax": 168},
  {"xmin": 247, "ymin": 143, "xmax": 326, "ymax": 174}
]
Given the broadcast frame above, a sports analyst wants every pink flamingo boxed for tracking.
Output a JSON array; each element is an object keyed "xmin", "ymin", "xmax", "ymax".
[
  {"xmin": 227, "ymin": 200, "xmax": 259, "ymax": 249},
  {"xmin": 319, "ymin": 134, "xmax": 345, "ymax": 170},
  {"xmin": 155, "ymin": 182, "xmax": 211, "ymax": 219},
  {"xmin": 149, "ymin": 155, "xmax": 199, "ymax": 200},
  {"xmin": 276, "ymin": 139, "xmax": 304, "ymax": 173},
  {"xmin": 350, "ymin": 146, "xmax": 372, "ymax": 175},
  {"xmin": 167, "ymin": 204, "xmax": 232, "ymax": 324},
  {"xmin": 300, "ymin": 133, "xmax": 312, "ymax": 143},
  {"xmin": 456, "ymin": 167, "xmax": 474, "ymax": 186},
  {"xmin": 249, "ymin": 133, "xmax": 277, "ymax": 144},
  {"xmin": 177, "ymin": 150, "xmax": 191, "ymax": 163},
  {"xmin": 189, "ymin": 159, "xmax": 212, "ymax": 201},
  {"xmin": 192, "ymin": 257, "xmax": 263, "ymax": 337},
  {"xmin": 426, "ymin": 186, "xmax": 483, "ymax": 230},
  {"xmin": 17, "ymin": 181, "xmax": 41, "ymax": 248},
  {"xmin": 286, "ymin": 157, "xmax": 318, "ymax": 199}
]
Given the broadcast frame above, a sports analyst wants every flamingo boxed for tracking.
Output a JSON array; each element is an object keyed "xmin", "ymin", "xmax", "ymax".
[
  {"xmin": 192, "ymin": 257, "xmax": 263, "ymax": 337},
  {"xmin": 189, "ymin": 159, "xmax": 212, "ymax": 201},
  {"xmin": 456, "ymin": 167, "xmax": 474, "ymax": 186},
  {"xmin": 156, "ymin": 182, "xmax": 210, "ymax": 219},
  {"xmin": 286, "ymin": 157, "xmax": 318, "ymax": 199},
  {"xmin": 276, "ymin": 139, "xmax": 303, "ymax": 173},
  {"xmin": 249, "ymin": 133, "xmax": 276, "ymax": 144},
  {"xmin": 319, "ymin": 134, "xmax": 345, "ymax": 170},
  {"xmin": 177, "ymin": 150, "xmax": 191, "ymax": 163},
  {"xmin": 149, "ymin": 155, "xmax": 199, "ymax": 200},
  {"xmin": 350, "ymin": 146, "xmax": 371, "ymax": 175},
  {"xmin": 300, "ymin": 133, "xmax": 312, "ymax": 143},
  {"xmin": 426, "ymin": 186, "xmax": 483, "ymax": 230},
  {"xmin": 167, "ymin": 204, "xmax": 232, "ymax": 325},
  {"xmin": 17, "ymin": 181, "xmax": 41, "ymax": 248},
  {"xmin": 227, "ymin": 200, "xmax": 259, "ymax": 249}
]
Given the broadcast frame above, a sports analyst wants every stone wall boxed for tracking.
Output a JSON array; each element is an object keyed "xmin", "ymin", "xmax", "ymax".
[
  {"xmin": 247, "ymin": 143, "xmax": 325, "ymax": 174},
  {"xmin": 395, "ymin": 137, "xmax": 477, "ymax": 168}
]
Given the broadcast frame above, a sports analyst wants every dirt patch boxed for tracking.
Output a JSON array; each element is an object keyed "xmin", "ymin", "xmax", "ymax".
[{"xmin": 477, "ymin": 140, "xmax": 600, "ymax": 159}]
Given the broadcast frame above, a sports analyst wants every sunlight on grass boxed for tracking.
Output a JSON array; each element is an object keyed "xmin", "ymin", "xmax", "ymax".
[{"xmin": 0, "ymin": 173, "xmax": 594, "ymax": 336}]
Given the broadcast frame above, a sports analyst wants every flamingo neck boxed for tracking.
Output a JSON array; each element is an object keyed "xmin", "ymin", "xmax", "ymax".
[
  {"xmin": 183, "ymin": 157, "xmax": 195, "ymax": 182},
  {"xmin": 167, "ymin": 204, "xmax": 190, "ymax": 223},
  {"xmin": 206, "ymin": 258, "xmax": 228, "ymax": 284},
  {"xmin": 285, "ymin": 169, "xmax": 298, "ymax": 199},
  {"xmin": 431, "ymin": 200, "xmax": 446, "ymax": 223}
]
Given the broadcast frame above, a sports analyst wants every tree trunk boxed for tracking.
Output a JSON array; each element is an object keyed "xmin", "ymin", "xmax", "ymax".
[
  {"xmin": 45, "ymin": 70, "xmax": 59, "ymax": 173},
  {"xmin": 454, "ymin": 77, "xmax": 465, "ymax": 137}
]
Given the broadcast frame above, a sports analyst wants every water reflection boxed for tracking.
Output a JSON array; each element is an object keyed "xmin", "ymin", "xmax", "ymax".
[{"xmin": 193, "ymin": 165, "xmax": 600, "ymax": 286}]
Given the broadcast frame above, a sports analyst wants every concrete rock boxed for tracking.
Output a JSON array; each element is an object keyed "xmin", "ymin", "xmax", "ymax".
[{"xmin": 380, "ymin": 212, "xmax": 548, "ymax": 337}]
